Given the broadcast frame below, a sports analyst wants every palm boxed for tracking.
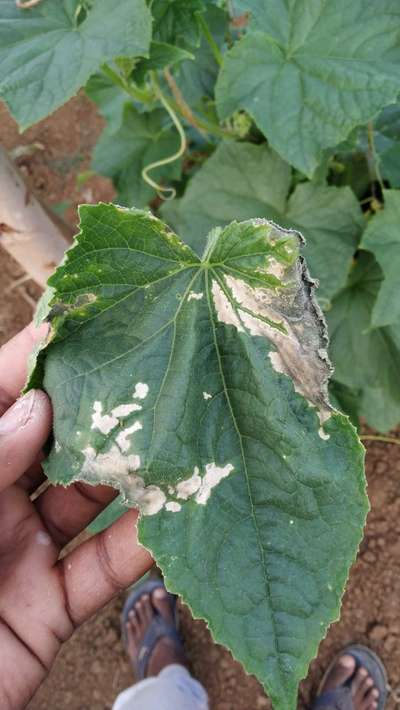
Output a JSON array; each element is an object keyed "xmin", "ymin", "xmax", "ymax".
[{"xmin": 0, "ymin": 324, "xmax": 152, "ymax": 709}]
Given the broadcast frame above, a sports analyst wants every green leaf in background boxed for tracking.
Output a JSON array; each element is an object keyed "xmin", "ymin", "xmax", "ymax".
[
  {"xmin": 216, "ymin": 0, "xmax": 400, "ymax": 176},
  {"xmin": 327, "ymin": 253, "xmax": 400, "ymax": 433},
  {"xmin": 151, "ymin": 0, "xmax": 206, "ymax": 50},
  {"xmin": 86, "ymin": 73, "xmax": 129, "ymax": 134},
  {"xmin": 134, "ymin": 41, "xmax": 194, "ymax": 86},
  {"xmin": 361, "ymin": 191, "xmax": 400, "ymax": 328},
  {"xmin": 162, "ymin": 141, "xmax": 363, "ymax": 307},
  {"xmin": 176, "ymin": 4, "xmax": 228, "ymax": 108},
  {"xmin": 31, "ymin": 204, "xmax": 367, "ymax": 710},
  {"xmin": 0, "ymin": 0, "xmax": 151, "ymax": 129},
  {"xmin": 373, "ymin": 104, "xmax": 400, "ymax": 188},
  {"xmin": 92, "ymin": 105, "xmax": 182, "ymax": 207}
]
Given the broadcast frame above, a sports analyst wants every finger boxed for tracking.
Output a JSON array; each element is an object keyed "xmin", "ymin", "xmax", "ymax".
[
  {"xmin": 0, "ymin": 322, "xmax": 49, "ymax": 414},
  {"xmin": 19, "ymin": 454, "xmax": 46, "ymax": 494},
  {"xmin": 59, "ymin": 509, "xmax": 153, "ymax": 626},
  {"xmin": 0, "ymin": 390, "xmax": 52, "ymax": 492},
  {"xmin": 35, "ymin": 481, "xmax": 118, "ymax": 547}
]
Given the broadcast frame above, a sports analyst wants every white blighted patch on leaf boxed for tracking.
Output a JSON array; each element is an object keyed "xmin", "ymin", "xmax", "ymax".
[
  {"xmin": 222, "ymin": 273, "xmax": 332, "ymax": 423},
  {"xmin": 116, "ymin": 421, "xmax": 143, "ymax": 452},
  {"xmin": 112, "ymin": 403, "xmax": 142, "ymax": 417},
  {"xmin": 266, "ymin": 257, "xmax": 286, "ymax": 280},
  {"xmin": 139, "ymin": 486, "xmax": 166, "ymax": 515},
  {"xmin": 176, "ymin": 467, "xmax": 202, "ymax": 499},
  {"xmin": 203, "ymin": 391, "xmax": 212, "ymax": 400},
  {"xmin": 134, "ymin": 382, "xmax": 149, "ymax": 399},
  {"xmin": 195, "ymin": 463, "xmax": 234, "ymax": 504},
  {"xmin": 91, "ymin": 401, "xmax": 119, "ymax": 435},
  {"xmin": 318, "ymin": 427, "xmax": 330, "ymax": 440},
  {"xmin": 188, "ymin": 291, "xmax": 204, "ymax": 301},
  {"xmin": 165, "ymin": 501, "xmax": 182, "ymax": 513},
  {"xmin": 211, "ymin": 279, "xmax": 244, "ymax": 331}
]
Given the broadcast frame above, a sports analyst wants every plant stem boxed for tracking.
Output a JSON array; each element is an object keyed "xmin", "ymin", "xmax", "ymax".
[
  {"xmin": 102, "ymin": 64, "xmax": 153, "ymax": 103},
  {"xmin": 361, "ymin": 435, "xmax": 400, "ymax": 446},
  {"xmin": 141, "ymin": 73, "xmax": 187, "ymax": 200},
  {"xmin": 163, "ymin": 69, "xmax": 235, "ymax": 140},
  {"xmin": 367, "ymin": 122, "xmax": 384, "ymax": 195},
  {"xmin": 163, "ymin": 68, "xmax": 207, "ymax": 138},
  {"xmin": 197, "ymin": 12, "xmax": 223, "ymax": 67}
]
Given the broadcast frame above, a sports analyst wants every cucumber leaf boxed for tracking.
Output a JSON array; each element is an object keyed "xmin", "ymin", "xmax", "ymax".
[
  {"xmin": 0, "ymin": 0, "xmax": 151, "ymax": 129},
  {"xmin": 31, "ymin": 204, "xmax": 367, "ymax": 710},
  {"xmin": 216, "ymin": 0, "xmax": 400, "ymax": 176},
  {"xmin": 151, "ymin": 0, "xmax": 206, "ymax": 50},
  {"xmin": 92, "ymin": 105, "xmax": 182, "ymax": 207},
  {"xmin": 360, "ymin": 190, "xmax": 400, "ymax": 327},
  {"xmin": 327, "ymin": 252, "xmax": 400, "ymax": 432},
  {"xmin": 162, "ymin": 141, "xmax": 364, "ymax": 307}
]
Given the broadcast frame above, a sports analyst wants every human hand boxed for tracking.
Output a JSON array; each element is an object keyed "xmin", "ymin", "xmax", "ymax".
[{"xmin": 0, "ymin": 324, "xmax": 153, "ymax": 709}]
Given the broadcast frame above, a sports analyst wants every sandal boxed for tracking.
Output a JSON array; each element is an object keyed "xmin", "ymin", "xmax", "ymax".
[
  {"xmin": 121, "ymin": 579, "xmax": 184, "ymax": 680},
  {"xmin": 312, "ymin": 644, "xmax": 388, "ymax": 710}
]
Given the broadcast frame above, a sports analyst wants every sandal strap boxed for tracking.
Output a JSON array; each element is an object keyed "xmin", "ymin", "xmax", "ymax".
[
  {"xmin": 312, "ymin": 686, "xmax": 353, "ymax": 710},
  {"xmin": 137, "ymin": 616, "xmax": 183, "ymax": 680}
]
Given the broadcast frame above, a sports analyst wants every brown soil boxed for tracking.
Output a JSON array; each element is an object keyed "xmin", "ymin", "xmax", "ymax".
[{"xmin": 0, "ymin": 98, "xmax": 399, "ymax": 710}]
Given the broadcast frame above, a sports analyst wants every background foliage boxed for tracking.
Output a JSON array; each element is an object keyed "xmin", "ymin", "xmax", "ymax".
[{"xmin": 2, "ymin": 0, "xmax": 400, "ymax": 432}]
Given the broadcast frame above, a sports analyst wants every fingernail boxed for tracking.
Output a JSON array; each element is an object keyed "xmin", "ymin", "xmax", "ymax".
[{"xmin": 0, "ymin": 390, "xmax": 37, "ymax": 435}]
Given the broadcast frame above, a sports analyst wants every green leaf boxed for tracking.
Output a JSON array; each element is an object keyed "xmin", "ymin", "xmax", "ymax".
[
  {"xmin": 0, "ymin": 0, "xmax": 152, "ymax": 129},
  {"xmin": 215, "ymin": 0, "xmax": 400, "ymax": 176},
  {"xmin": 327, "ymin": 252, "xmax": 400, "ymax": 432},
  {"xmin": 151, "ymin": 0, "xmax": 206, "ymax": 50},
  {"xmin": 360, "ymin": 191, "xmax": 400, "ymax": 328},
  {"xmin": 176, "ymin": 4, "xmax": 228, "ymax": 108},
  {"xmin": 91, "ymin": 105, "xmax": 182, "ymax": 207},
  {"xmin": 162, "ymin": 141, "xmax": 363, "ymax": 307},
  {"xmin": 31, "ymin": 203, "xmax": 367, "ymax": 710},
  {"xmin": 86, "ymin": 73, "xmax": 129, "ymax": 134},
  {"xmin": 134, "ymin": 41, "xmax": 194, "ymax": 85},
  {"xmin": 373, "ymin": 104, "xmax": 400, "ymax": 187},
  {"xmin": 88, "ymin": 495, "xmax": 126, "ymax": 533}
]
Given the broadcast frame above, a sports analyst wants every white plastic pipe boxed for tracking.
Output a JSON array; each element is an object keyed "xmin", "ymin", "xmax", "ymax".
[{"xmin": 0, "ymin": 146, "xmax": 71, "ymax": 288}]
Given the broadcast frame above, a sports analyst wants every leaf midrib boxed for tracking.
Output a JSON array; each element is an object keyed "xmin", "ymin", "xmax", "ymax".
[{"xmin": 204, "ymin": 267, "xmax": 284, "ymax": 689}]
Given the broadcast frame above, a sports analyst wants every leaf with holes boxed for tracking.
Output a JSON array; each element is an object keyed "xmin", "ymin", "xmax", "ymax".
[
  {"xmin": 30, "ymin": 204, "xmax": 367, "ymax": 710},
  {"xmin": 216, "ymin": 0, "xmax": 400, "ymax": 175},
  {"xmin": 0, "ymin": 0, "xmax": 151, "ymax": 129}
]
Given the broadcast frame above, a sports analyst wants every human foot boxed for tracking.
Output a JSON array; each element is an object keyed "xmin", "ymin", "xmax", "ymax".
[
  {"xmin": 318, "ymin": 654, "xmax": 380, "ymax": 710},
  {"xmin": 125, "ymin": 585, "xmax": 188, "ymax": 678}
]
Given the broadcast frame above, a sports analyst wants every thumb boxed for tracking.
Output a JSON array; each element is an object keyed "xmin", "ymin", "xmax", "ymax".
[{"xmin": 0, "ymin": 390, "xmax": 52, "ymax": 493}]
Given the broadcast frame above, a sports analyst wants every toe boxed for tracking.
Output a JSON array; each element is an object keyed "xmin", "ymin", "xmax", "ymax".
[
  {"xmin": 352, "ymin": 667, "xmax": 369, "ymax": 696},
  {"xmin": 360, "ymin": 686, "xmax": 379, "ymax": 710},
  {"xmin": 135, "ymin": 599, "xmax": 146, "ymax": 629},
  {"xmin": 320, "ymin": 654, "xmax": 356, "ymax": 693},
  {"xmin": 152, "ymin": 587, "xmax": 174, "ymax": 623},
  {"xmin": 354, "ymin": 675, "xmax": 373, "ymax": 704}
]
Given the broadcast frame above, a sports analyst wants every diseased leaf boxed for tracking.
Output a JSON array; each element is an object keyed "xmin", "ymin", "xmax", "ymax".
[
  {"xmin": 31, "ymin": 204, "xmax": 367, "ymax": 710},
  {"xmin": 0, "ymin": 0, "xmax": 151, "ymax": 129},
  {"xmin": 162, "ymin": 141, "xmax": 363, "ymax": 306},
  {"xmin": 327, "ymin": 252, "xmax": 400, "ymax": 432},
  {"xmin": 360, "ymin": 191, "xmax": 400, "ymax": 328},
  {"xmin": 216, "ymin": 0, "xmax": 400, "ymax": 175},
  {"xmin": 92, "ymin": 106, "xmax": 182, "ymax": 207}
]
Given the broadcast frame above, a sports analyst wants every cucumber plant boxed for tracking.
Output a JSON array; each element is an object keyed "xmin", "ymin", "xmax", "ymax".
[{"xmin": 1, "ymin": 0, "xmax": 399, "ymax": 706}]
